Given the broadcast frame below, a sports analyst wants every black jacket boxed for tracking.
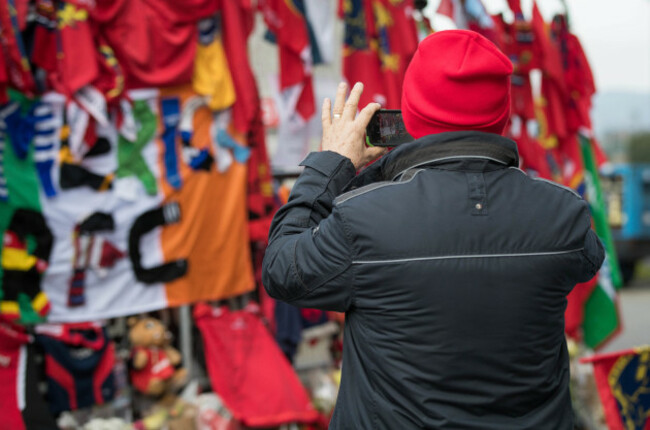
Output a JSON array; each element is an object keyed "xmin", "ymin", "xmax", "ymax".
[{"xmin": 262, "ymin": 131, "xmax": 604, "ymax": 429}]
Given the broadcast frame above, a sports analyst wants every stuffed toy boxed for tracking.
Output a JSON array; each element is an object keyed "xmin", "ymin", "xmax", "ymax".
[{"xmin": 128, "ymin": 316, "xmax": 188, "ymax": 397}]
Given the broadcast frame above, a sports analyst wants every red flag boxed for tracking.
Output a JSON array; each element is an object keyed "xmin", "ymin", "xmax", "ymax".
[
  {"xmin": 532, "ymin": 2, "xmax": 569, "ymax": 141},
  {"xmin": 510, "ymin": 121, "xmax": 553, "ymax": 179},
  {"xmin": 372, "ymin": 0, "xmax": 419, "ymax": 109},
  {"xmin": 0, "ymin": 36, "xmax": 7, "ymax": 103},
  {"xmin": 222, "ymin": 0, "xmax": 260, "ymax": 134},
  {"xmin": 506, "ymin": 0, "xmax": 523, "ymax": 16},
  {"xmin": 496, "ymin": 10, "xmax": 536, "ymax": 120},
  {"xmin": 581, "ymin": 347, "xmax": 650, "ymax": 430},
  {"xmin": 437, "ymin": 0, "xmax": 454, "ymax": 19},
  {"xmin": 260, "ymin": 0, "xmax": 315, "ymax": 121},
  {"xmin": 564, "ymin": 275, "xmax": 598, "ymax": 339},
  {"xmin": 553, "ymin": 17, "xmax": 595, "ymax": 134},
  {"xmin": 531, "ymin": 2, "xmax": 565, "ymax": 90},
  {"xmin": 591, "ymin": 137, "xmax": 608, "ymax": 167},
  {"xmin": 343, "ymin": 0, "xmax": 386, "ymax": 108},
  {"xmin": 557, "ymin": 134, "xmax": 584, "ymax": 189},
  {"xmin": 0, "ymin": 0, "xmax": 36, "ymax": 95},
  {"xmin": 32, "ymin": 0, "xmax": 58, "ymax": 74}
]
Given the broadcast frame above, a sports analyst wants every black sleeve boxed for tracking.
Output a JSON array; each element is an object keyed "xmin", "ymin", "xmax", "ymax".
[
  {"xmin": 262, "ymin": 151, "xmax": 357, "ymax": 311},
  {"xmin": 577, "ymin": 228, "xmax": 605, "ymax": 283}
]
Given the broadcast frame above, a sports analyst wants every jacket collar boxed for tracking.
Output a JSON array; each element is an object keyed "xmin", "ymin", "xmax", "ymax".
[{"xmin": 344, "ymin": 131, "xmax": 519, "ymax": 191}]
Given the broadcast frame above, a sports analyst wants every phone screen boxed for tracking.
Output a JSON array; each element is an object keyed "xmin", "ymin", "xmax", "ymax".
[{"xmin": 365, "ymin": 109, "xmax": 414, "ymax": 147}]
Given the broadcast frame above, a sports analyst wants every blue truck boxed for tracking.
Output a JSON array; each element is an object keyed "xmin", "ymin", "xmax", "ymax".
[{"xmin": 600, "ymin": 162, "xmax": 650, "ymax": 284}]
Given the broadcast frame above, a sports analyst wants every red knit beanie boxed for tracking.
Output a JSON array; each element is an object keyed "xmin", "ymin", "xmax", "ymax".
[{"xmin": 401, "ymin": 30, "xmax": 513, "ymax": 138}]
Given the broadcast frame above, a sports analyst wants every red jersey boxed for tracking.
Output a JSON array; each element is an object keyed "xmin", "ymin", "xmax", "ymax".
[{"xmin": 92, "ymin": 0, "xmax": 218, "ymax": 90}]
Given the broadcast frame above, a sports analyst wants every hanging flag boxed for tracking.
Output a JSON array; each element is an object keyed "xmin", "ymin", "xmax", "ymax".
[
  {"xmin": 506, "ymin": 0, "xmax": 523, "ymax": 16},
  {"xmin": 221, "ymin": 0, "xmax": 259, "ymax": 135},
  {"xmin": 581, "ymin": 347, "xmax": 650, "ymax": 430},
  {"xmin": 0, "ymin": 0, "xmax": 36, "ymax": 95},
  {"xmin": 342, "ymin": 0, "xmax": 386, "ymax": 108},
  {"xmin": 372, "ymin": 0, "xmax": 419, "ymax": 109},
  {"xmin": 303, "ymin": 0, "xmax": 336, "ymax": 65},
  {"xmin": 499, "ymin": 0, "xmax": 537, "ymax": 121},
  {"xmin": 436, "ymin": 0, "xmax": 454, "ymax": 19},
  {"xmin": 436, "ymin": 0, "xmax": 467, "ymax": 28},
  {"xmin": 551, "ymin": 15, "xmax": 596, "ymax": 135},
  {"xmin": 260, "ymin": 0, "xmax": 316, "ymax": 171},
  {"xmin": 531, "ymin": 1, "xmax": 568, "ymax": 143},
  {"xmin": 463, "ymin": 0, "xmax": 499, "ymax": 43},
  {"xmin": 509, "ymin": 117, "xmax": 552, "ymax": 179},
  {"xmin": 580, "ymin": 134, "xmax": 622, "ymax": 349}
]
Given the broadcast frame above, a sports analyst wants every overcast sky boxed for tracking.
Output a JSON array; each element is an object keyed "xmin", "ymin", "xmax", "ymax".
[{"xmin": 423, "ymin": 0, "xmax": 650, "ymax": 93}]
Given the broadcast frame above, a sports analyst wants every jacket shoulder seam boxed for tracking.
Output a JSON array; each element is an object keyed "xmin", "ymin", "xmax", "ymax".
[
  {"xmin": 508, "ymin": 167, "xmax": 582, "ymax": 200},
  {"xmin": 334, "ymin": 169, "xmax": 426, "ymax": 206}
]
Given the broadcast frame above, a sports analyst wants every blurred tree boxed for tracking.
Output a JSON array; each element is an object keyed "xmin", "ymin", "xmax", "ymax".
[{"xmin": 627, "ymin": 132, "xmax": 650, "ymax": 163}]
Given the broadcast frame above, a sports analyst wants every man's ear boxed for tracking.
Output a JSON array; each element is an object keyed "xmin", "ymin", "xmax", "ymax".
[{"xmin": 127, "ymin": 316, "xmax": 139, "ymax": 327}]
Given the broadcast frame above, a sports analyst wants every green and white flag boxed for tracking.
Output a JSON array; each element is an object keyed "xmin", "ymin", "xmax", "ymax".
[{"xmin": 580, "ymin": 134, "xmax": 622, "ymax": 349}]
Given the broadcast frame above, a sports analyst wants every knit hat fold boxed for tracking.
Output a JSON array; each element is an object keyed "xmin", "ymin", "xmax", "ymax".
[{"xmin": 402, "ymin": 30, "xmax": 513, "ymax": 138}]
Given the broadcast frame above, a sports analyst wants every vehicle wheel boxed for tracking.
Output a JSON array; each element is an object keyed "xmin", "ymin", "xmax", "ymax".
[{"xmin": 619, "ymin": 260, "xmax": 636, "ymax": 286}]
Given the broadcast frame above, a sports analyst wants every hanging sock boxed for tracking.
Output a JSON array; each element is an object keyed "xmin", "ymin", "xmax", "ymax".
[
  {"xmin": 116, "ymin": 99, "xmax": 158, "ymax": 195},
  {"xmin": 60, "ymin": 157, "xmax": 114, "ymax": 191},
  {"xmin": 2, "ymin": 102, "xmax": 33, "ymax": 160},
  {"xmin": 179, "ymin": 96, "xmax": 214, "ymax": 172},
  {"xmin": 79, "ymin": 212, "xmax": 114, "ymax": 232},
  {"xmin": 84, "ymin": 136, "xmax": 111, "ymax": 158},
  {"xmin": 160, "ymin": 97, "xmax": 183, "ymax": 189},
  {"xmin": 0, "ymin": 106, "xmax": 9, "ymax": 201},
  {"xmin": 182, "ymin": 145, "xmax": 213, "ymax": 171},
  {"xmin": 1, "ymin": 209, "xmax": 53, "ymax": 323},
  {"xmin": 128, "ymin": 202, "xmax": 188, "ymax": 284},
  {"xmin": 216, "ymin": 128, "xmax": 251, "ymax": 164},
  {"xmin": 33, "ymin": 102, "xmax": 59, "ymax": 197},
  {"xmin": 209, "ymin": 109, "xmax": 233, "ymax": 173},
  {"xmin": 68, "ymin": 212, "xmax": 124, "ymax": 307},
  {"xmin": 68, "ymin": 268, "xmax": 86, "ymax": 307},
  {"xmin": 59, "ymin": 103, "xmax": 114, "ymax": 192}
]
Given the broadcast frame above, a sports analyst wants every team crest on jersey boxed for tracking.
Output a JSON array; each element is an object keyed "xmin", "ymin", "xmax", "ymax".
[{"xmin": 57, "ymin": 3, "xmax": 88, "ymax": 29}]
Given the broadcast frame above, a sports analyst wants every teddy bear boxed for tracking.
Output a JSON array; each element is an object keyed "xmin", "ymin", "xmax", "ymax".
[{"xmin": 128, "ymin": 316, "xmax": 188, "ymax": 397}]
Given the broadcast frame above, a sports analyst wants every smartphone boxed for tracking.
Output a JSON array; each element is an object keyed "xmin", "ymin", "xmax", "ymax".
[{"xmin": 365, "ymin": 109, "xmax": 414, "ymax": 147}]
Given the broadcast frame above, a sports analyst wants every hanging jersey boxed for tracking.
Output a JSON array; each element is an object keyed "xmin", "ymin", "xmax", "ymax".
[
  {"xmin": 36, "ymin": 326, "xmax": 116, "ymax": 415},
  {"xmin": 0, "ymin": 323, "xmax": 57, "ymax": 430},
  {"xmin": 193, "ymin": 15, "xmax": 237, "ymax": 112},
  {"xmin": 195, "ymin": 304, "xmax": 319, "ymax": 427},
  {"xmin": 56, "ymin": 2, "xmax": 99, "ymax": 94},
  {"xmin": 92, "ymin": 0, "xmax": 218, "ymax": 89},
  {"xmin": 157, "ymin": 85, "xmax": 254, "ymax": 306}
]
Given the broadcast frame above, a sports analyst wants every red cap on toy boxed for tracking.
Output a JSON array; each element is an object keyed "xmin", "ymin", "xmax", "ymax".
[{"xmin": 401, "ymin": 30, "xmax": 513, "ymax": 139}]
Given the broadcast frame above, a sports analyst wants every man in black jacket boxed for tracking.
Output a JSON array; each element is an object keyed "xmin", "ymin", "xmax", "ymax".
[{"xmin": 262, "ymin": 30, "xmax": 604, "ymax": 429}]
